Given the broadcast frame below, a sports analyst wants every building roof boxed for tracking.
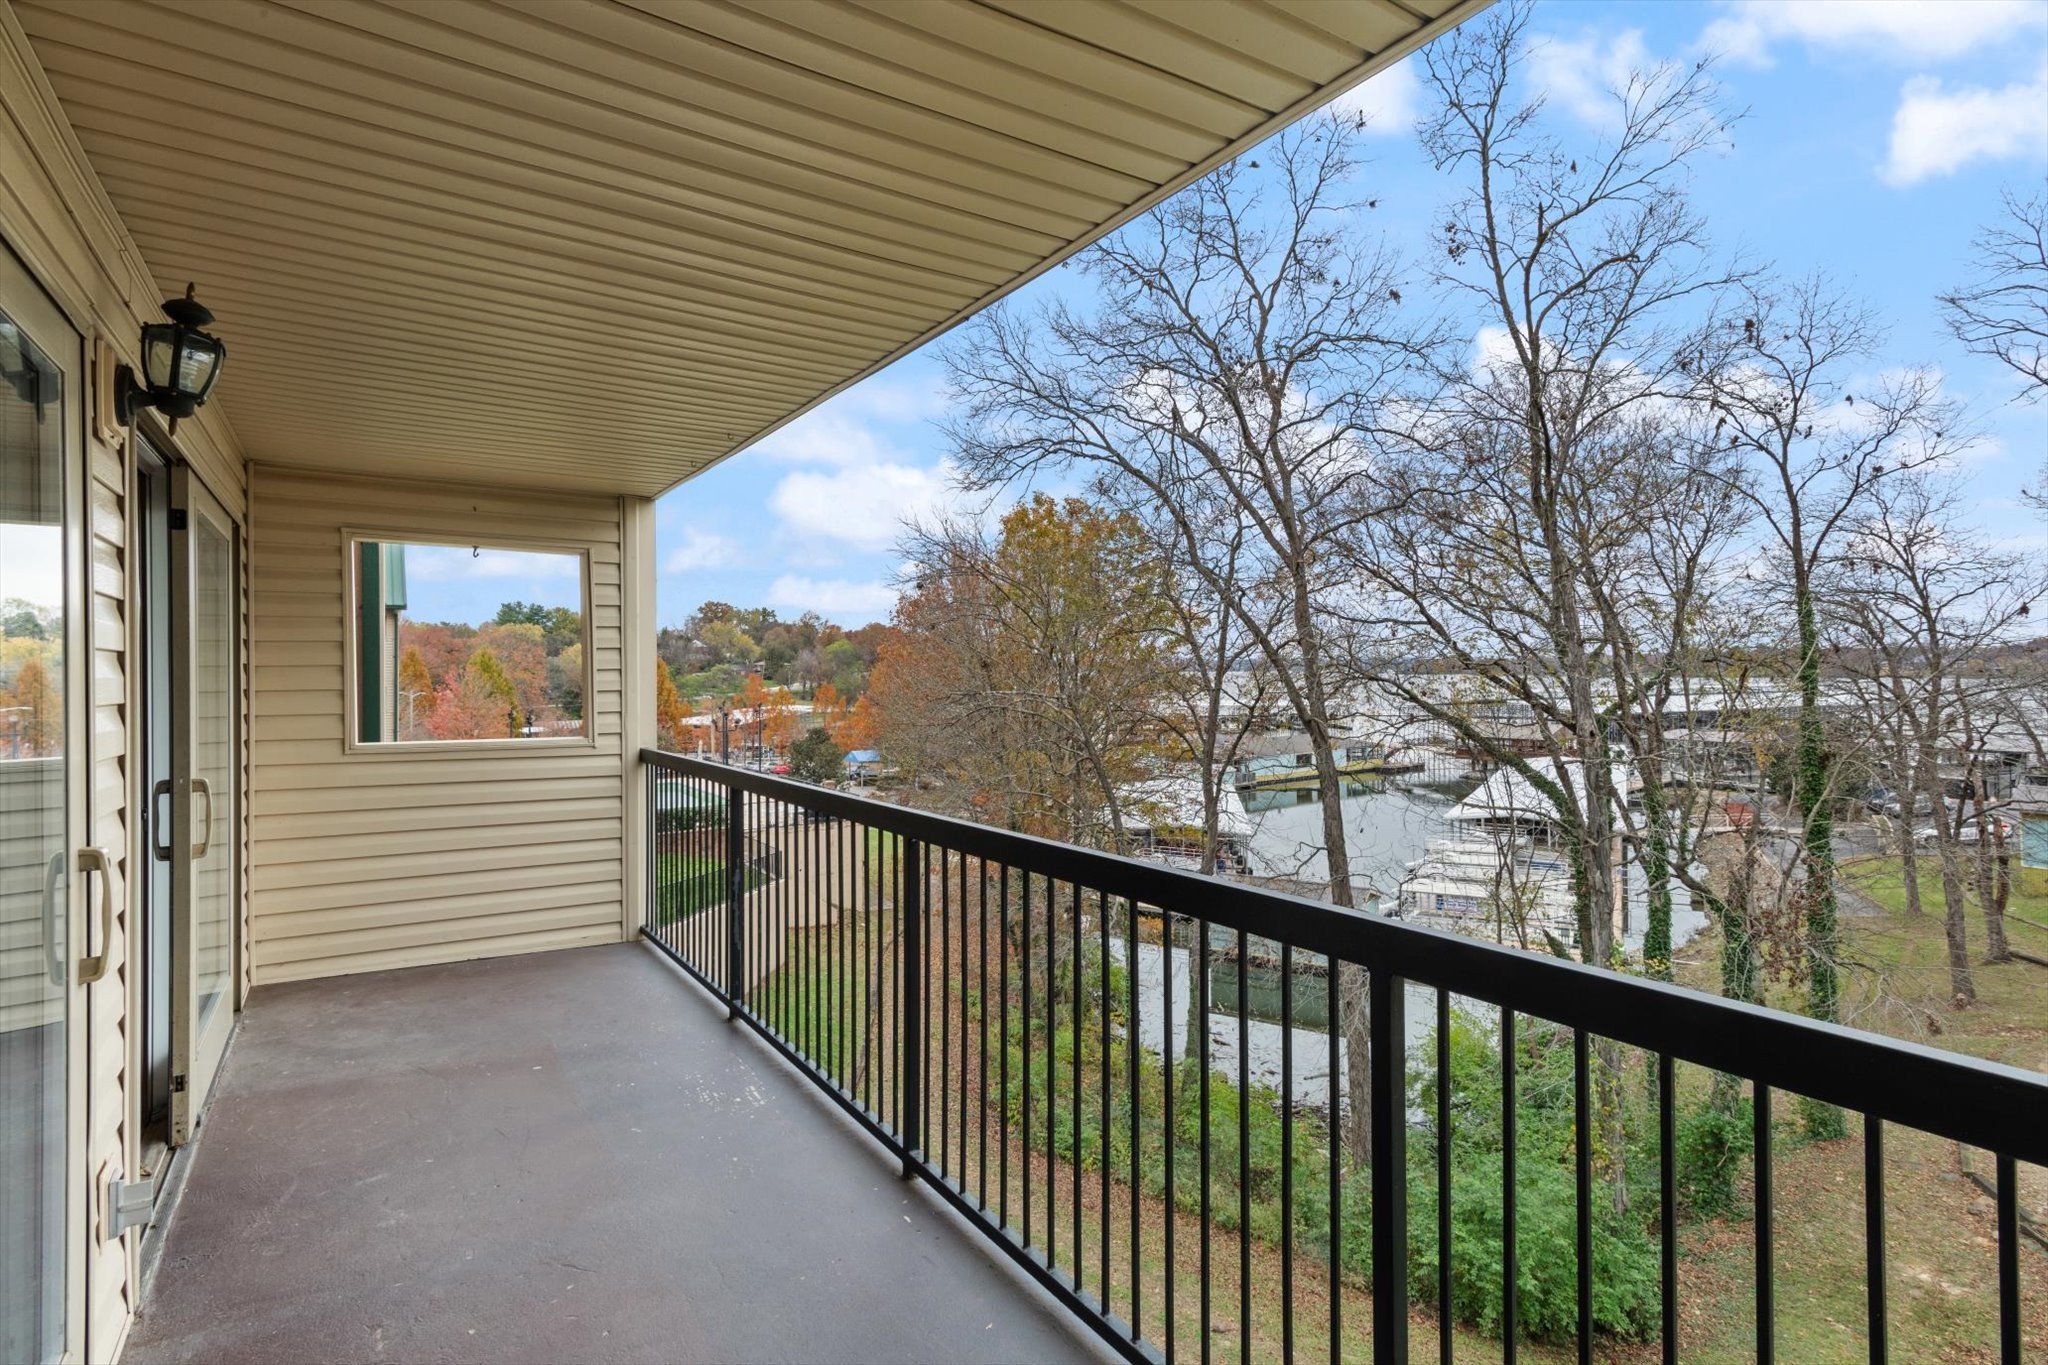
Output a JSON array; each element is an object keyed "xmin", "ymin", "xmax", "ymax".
[{"xmin": 1445, "ymin": 759, "xmax": 1636, "ymax": 825}]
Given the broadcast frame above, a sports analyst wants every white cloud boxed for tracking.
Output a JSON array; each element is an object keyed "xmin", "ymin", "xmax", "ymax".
[
  {"xmin": 1528, "ymin": 29, "xmax": 1655, "ymax": 128},
  {"xmin": 769, "ymin": 459, "xmax": 961, "ymax": 551},
  {"xmin": 844, "ymin": 375, "xmax": 949, "ymax": 423},
  {"xmin": 749, "ymin": 372, "xmax": 948, "ymax": 465},
  {"xmin": 1331, "ymin": 56, "xmax": 1420, "ymax": 136},
  {"xmin": 662, "ymin": 527, "xmax": 737, "ymax": 574},
  {"xmin": 0, "ymin": 527, "xmax": 62, "ymax": 617},
  {"xmin": 766, "ymin": 574, "xmax": 898, "ymax": 621},
  {"xmin": 1702, "ymin": 1, "xmax": 2042, "ymax": 68},
  {"xmin": 752, "ymin": 409, "xmax": 917, "ymax": 468},
  {"xmin": 1879, "ymin": 68, "xmax": 2048, "ymax": 186}
]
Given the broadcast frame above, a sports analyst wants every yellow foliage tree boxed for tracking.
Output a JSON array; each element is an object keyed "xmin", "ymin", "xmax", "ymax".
[
  {"xmin": 1, "ymin": 653, "xmax": 61, "ymax": 756},
  {"xmin": 655, "ymin": 660, "xmax": 689, "ymax": 751}
]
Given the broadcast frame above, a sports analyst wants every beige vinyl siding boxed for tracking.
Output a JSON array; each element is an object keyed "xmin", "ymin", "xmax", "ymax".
[
  {"xmin": 2, "ymin": 11, "xmax": 253, "ymax": 1359},
  {"xmin": 248, "ymin": 467, "xmax": 626, "ymax": 984},
  {"xmin": 84, "ymin": 424, "xmax": 134, "ymax": 1357}
]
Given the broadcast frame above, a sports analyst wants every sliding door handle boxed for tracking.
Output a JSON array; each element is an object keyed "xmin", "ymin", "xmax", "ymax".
[
  {"xmin": 151, "ymin": 779, "xmax": 172, "ymax": 861},
  {"xmin": 77, "ymin": 846, "xmax": 114, "ymax": 986},
  {"xmin": 43, "ymin": 852, "xmax": 64, "ymax": 986},
  {"xmin": 191, "ymin": 777, "xmax": 213, "ymax": 859}
]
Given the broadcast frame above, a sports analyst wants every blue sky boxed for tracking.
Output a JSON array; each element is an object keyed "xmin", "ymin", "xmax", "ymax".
[{"xmin": 648, "ymin": 0, "xmax": 2048, "ymax": 632}]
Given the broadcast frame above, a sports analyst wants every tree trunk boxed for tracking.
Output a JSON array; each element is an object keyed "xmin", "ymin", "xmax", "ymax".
[
  {"xmin": 1898, "ymin": 811, "xmax": 1923, "ymax": 918},
  {"xmin": 1793, "ymin": 590, "xmax": 1840, "ymax": 1022},
  {"xmin": 1638, "ymin": 756, "xmax": 1675, "ymax": 981},
  {"xmin": 1289, "ymin": 579, "xmax": 1372, "ymax": 1169},
  {"xmin": 1938, "ymin": 841, "xmax": 1978, "ymax": 1005},
  {"xmin": 1986, "ymin": 829, "xmax": 2013, "ymax": 964},
  {"xmin": 1793, "ymin": 587, "xmax": 1847, "ymax": 1139}
]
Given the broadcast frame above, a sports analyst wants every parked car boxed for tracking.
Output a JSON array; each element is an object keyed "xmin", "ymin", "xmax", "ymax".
[
  {"xmin": 1914, "ymin": 818, "xmax": 2013, "ymax": 845},
  {"xmin": 1879, "ymin": 793, "xmax": 1939, "ymax": 819}
]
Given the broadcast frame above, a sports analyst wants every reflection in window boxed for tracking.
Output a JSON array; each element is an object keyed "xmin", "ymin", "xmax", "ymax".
[
  {"xmin": 0, "ymin": 317, "xmax": 62, "ymax": 762},
  {"xmin": 355, "ymin": 541, "xmax": 587, "ymax": 744}
]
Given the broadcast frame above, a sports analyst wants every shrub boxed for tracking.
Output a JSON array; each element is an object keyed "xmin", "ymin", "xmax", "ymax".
[
  {"xmin": 1674, "ymin": 1093, "xmax": 1752, "ymax": 1221},
  {"xmin": 655, "ymin": 801, "xmax": 724, "ymax": 834}
]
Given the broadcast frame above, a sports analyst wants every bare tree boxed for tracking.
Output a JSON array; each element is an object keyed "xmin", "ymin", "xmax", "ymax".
[
  {"xmin": 1825, "ymin": 473, "xmax": 2039, "ymax": 1005},
  {"xmin": 1941, "ymin": 190, "xmax": 2048, "ymax": 510},
  {"xmin": 1691, "ymin": 275, "xmax": 1967, "ymax": 1104},
  {"xmin": 942, "ymin": 111, "xmax": 1433, "ymax": 1162},
  {"xmin": 1358, "ymin": 0, "xmax": 1739, "ymax": 972},
  {"xmin": 1940, "ymin": 190, "xmax": 2048, "ymax": 400},
  {"xmin": 1121, "ymin": 481, "xmax": 1278, "ymax": 876},
  {"xmin": 1595, "ymin": 420, "xmax": 1756, "ymax": 982}
]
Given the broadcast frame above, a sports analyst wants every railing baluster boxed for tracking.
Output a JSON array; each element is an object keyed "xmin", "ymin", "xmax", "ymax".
[
  {"xmin": 941, "ymin": 846, "xmax": 952, "ymax": 1178},
  {"xmin": 1660, "ymin": 1054, "xmax": 1677, "ymax": 1365},
  {"xmin": 999, "ymin": 863, "xmax": 1011, "ymax": 1233},
  {"xmin": 1503, "ymin": 1006, "xmax": 1518, "ymax": 1363},
  {"xmin": 963, "ymin": 854, "xmax": 973, "ymax": 1201},
  {"xmin": 1439, "ymin": 988, "xmax": 1453, "ymax": 1365},
  {"xmin": 1371, "ymin": 966, "xmax": 1409, "ymax": 1365},
  {"xmin": 1997, "ymin": 1152, "xmax": 2019, "ymax": 1365},
  {"xmin": 1101, "ymin": 887, "xmax": 1113, "ymax": 1314},
  {"xmin": 725, "ymin": 781, "xmax": 744, "ymax": 1017},
  {"xmin": 891, "ymin": 832, "xmax": 902, "ymax": 1145},
  {"xmin": 1863, "ymin": 1112, "xmax": 1884, "ymax": 1365},
  {"xmin": 1199, "ymin": 916, "xmax": 1213, "ymax": 1365},
  {"xmin": 923, "ymin": 842, "xmax": 935, "ymax": 1171},
  {"xmin": 1236, "ymin": 926, "xmax": 1251, "ymax": 1365},
  {"xmin": 1046, "ymin": 872, "xmax": 1057, "ymax": 1275},
  {"xmin": 1022, "ymin": 868, "xmax": 1034, "ymax": 1250},
  {"xmin": 834, "ymin": 817, "xmax": 842, "ymax": 1077},
  {"xmin": 1163, "ymin": 910, "xmax": 1177, "ymax": 1365},
  {"xmin": 1329, "ymin": 958, "xmax": 1342, "ymax": 1365},
  {"xmin": 1128, "ymin": 898, "xmax": 1142, "ymax": 1342},
  {"xmin": 901, "ymin": 836, "xmax": 924, "ymax": 1178},
  {"xmin": 979, "ymin": 857, "xmax": 990, "ymax": 1212},
  {"xmin": 1755, "ymin": 1082, "xmax": 1773, "ymax": 1365},
  {"xmin": 1281, "ymin": 939, "xmax": 1295, "ymax": 1363},
  {"xmin": 1074, "ymin": 880, "xmax": 1085, "ymax": 1290},
  {"xmin": 1574, "ymin": 1029, "xmax": 1592, "ymax": 1365}
]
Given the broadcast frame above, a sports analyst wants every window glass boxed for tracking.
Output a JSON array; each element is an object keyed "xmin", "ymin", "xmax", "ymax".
[{"xmin": 354, "ymin": 540, "xmax": 588, "ymax": 744}]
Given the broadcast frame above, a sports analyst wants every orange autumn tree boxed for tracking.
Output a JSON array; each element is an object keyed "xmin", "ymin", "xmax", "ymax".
[
  {"xmin": 424, "ymin": 648, "xmax": 519, "ymax": 740},
  {"xmin": 1, "ymin": 654, "xmax": 61, "ymax": 755},
  {"xmin": 763, "ymin": 685, "xmax": 800, "ymax": 753},
  {"xmin": 655, "ymin": 660, "xmax": 689, "ymax": 751},
  {"xmin": 841, "ymin": 696, "xmax": 879, "ymax": 751},
  {"xmin": 874, "ymin": 494, "xmax": 1172, "ymax": 845},
  {"xmin": 397, "ymin": 646, "xmax": 436, "ymax": 737}
]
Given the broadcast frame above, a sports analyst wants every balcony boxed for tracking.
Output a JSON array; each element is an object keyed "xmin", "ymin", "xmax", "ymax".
[
  {"xmin": 125, "ymin": 942, "xmax": 1108, "ymax": 1364},
  {"xmin": 128, "ymin": 753, "xmax": 2046, "ymax": 1364}
]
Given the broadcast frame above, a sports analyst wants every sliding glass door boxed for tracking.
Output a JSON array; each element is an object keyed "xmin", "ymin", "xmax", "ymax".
[
  {"xmin": 171, "ymin": 467, "xmax": 235, "ymax": 1143},
  {"xmin": 0, "ymin": 245, "xmax": 84, "ymax": 1363}
]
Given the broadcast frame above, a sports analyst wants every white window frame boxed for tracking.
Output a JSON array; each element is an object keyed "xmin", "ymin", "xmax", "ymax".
[{"xmin": 340, "ymin": 528, "xmax": 597, "ymax": 755}]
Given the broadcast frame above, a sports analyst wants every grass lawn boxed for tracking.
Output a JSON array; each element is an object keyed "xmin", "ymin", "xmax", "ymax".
[
  {"xmin": 655, "ymin": 853, "xmax": 767, "ymax": 923},
  {"xmin": 1835, "ymin": 856, "xmax": 2048, "ymax": 1067},
  {"xmin": 1667, "ymin": 854, "xmax": 2048, "ymax": 1362}
]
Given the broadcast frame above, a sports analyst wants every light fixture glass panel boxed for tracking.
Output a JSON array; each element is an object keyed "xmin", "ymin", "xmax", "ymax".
[
  {"xmin": 174, "ymin": 340, "xmax": 220, "ymax": 396},
  {"xmin": 142, "ymin": 327, "xmax": 177, "ymax": 390}
]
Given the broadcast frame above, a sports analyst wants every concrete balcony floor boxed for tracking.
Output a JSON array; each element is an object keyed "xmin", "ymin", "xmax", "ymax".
[{"xmin": 128, "ymin": 942, "xmax": 1107, "ymax": 1364}]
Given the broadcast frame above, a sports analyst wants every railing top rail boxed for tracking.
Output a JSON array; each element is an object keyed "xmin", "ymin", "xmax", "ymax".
[{"xmin": 642, "ymin": 748, "xmax": 2048, "ymax": 1163}]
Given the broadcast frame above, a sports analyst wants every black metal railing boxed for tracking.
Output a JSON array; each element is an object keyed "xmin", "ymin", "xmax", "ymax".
[{"xmin": 640, "ymin": 750, "xmax": 2045, "ymax": 1364}]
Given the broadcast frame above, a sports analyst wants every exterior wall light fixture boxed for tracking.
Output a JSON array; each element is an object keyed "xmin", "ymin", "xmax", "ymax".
[{"xmin": 117, "ymin": 282, "xmax": 226, "ymax": 431}]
